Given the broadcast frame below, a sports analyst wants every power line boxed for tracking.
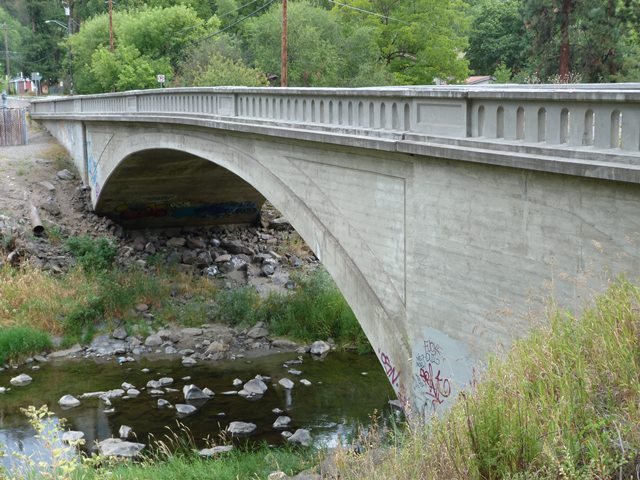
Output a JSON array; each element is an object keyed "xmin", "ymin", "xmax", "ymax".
[
  {"xmin": 195, "ymin": 0, "xmax": 275, "ymax": 43},
  {"xmin": 218, "ymin": 0, "xmax": 264, "ymax": 19},
  {"xmin": 326, "ymin": 0, "xmax": 409, "ymax": 24}
]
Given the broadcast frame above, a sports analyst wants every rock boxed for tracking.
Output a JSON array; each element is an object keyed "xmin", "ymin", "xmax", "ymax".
[
  {"xmin": 288, "ymin": 369, "xmax": 302, "ymax": 376},
  {"xmin": 166, "ymin": 237, "xmax": 186, "ymax": 248},
  {"xmin": 56, "ymin": 169, "xmax": 75, "ymax": 180},
  {"xmin": 146, "ymin": 380, "xmax": 162, "ymax": 389},
  {"xmin": 202, "ymin": 387, "xmax": 215, "ymax": 397},
  {"xmin": 243, "ymin": 378, "xmax": 268, "ymax": 395},
  {"xmin": 272, "ymin": 408, "xmax": 284, "ymax": 414},
  {"xmin": 279, "ymin": 378, "xmax": 294, "ymax": 390},
  {"xmin": 261, "ymin": 263, "xmax": 276, "ymax": 276},
  {"xmin": 227, "ymin": 421, "xmax": 257, "ymax": 435},
  {"xmin": 268, "ymin": 472, "xmax": 288, "ymax": 480},
  {"xmin": 112, "ymin": 327, "xmax": 128, "ymax": 340},
  {"xmin": 186, "ymin": 237, "xmax": 207, "ymax": 249},
  {"xmin": 119, "ymin": 425, "xmax": 133, "ymax": 439},
  {"xmin": 144, "ymin": 335, "xmax": 162, "ymax": 347},
  {"xmin": 61, "ymin": 431, "xmax": 85, "ymax": 444},
  {"xmin": 199, "ymin": 445, "xmax": 234, "ymax": 457},
  {"xmin": 33, "ymin": 355, "xmax": 48, "ymax": 363},
  {"xmin": 59, "ymin": 395, "xmax": 81, "ymax": 408},
  {"xmin": 122, "ymin": 382, "xmax": 135, "ymax": 390},
  {"xmin": 175, "ymin": 404, "xmax": 197, "ymax": 416},
  {"xmin": 221, "ymin": 390, "xmax": 238, "ymax": 395},
  {"xmin": 10, "ymin": 374, "xmax": 32, "ymax": 386},
  {"xmin": 103, "ymin": 389, "xmax": 126, "ymax": 399},
  {"xmin": 287, "ymin": 429, "xmax": 312, "ymax": 447},
  {"xmin": 148, "ymin": 389, "xmax": 165, "ymax": 396},
  {"xmin": 181, "ymin": 327, "xmax": 203, "ymax": 337},
  {"xmin": 205, "ymin": 341, "xmax": 229, "ymax": 356},
  {"xmin": 233, "ymin": 378, "xmax": 243, "ymax": 387},
  {"xmin": 0, "ymin": 387, "xmax": 6, "ymax": 394},
  {"xmin": 269, "ymin": 217, "xmax": 291, "ymax": 230},
  {"xmin": 273, "ymin": 416, "xmax": 292, "ymax": 429},
  {"xmin": 182, "ymin": 356, "xmax": 197, "ymax": 366},
  {"xmin": 159, "ymin": 377, "xmax": 174, "ymax": 386},
  {"xmin": 126, "ymin": 388, "xmax": 140, "ymax": 397},
  {"xmin": 247, "ymin": 323, "xmax": 269, "ymax": 339},
  {"xmin": 97, "ymin": 438, "xmax": 145, "ymax": 458},
  {"xmin": 183, "ymin": 384, "xmax": 209, "ymax": 401},
  {"xmin": 271, "ymin": 338, "xmax": 299, "ymax": 349},
  {"xmin": 310, "ymin": 341, "xmax": 331, "ymax": 356},
  {"xmin": 39, "ymin": 180, "xmax": 56, "ymax": 192},
  {"xmin": 220, "ymin": 239, "xmax": 254, "ymax": 255},
  {"xmin": 157, "ymin": 399, "xmax": 172, "ymax": 409},
  {"xmin": 300, "ymin": 379, "xmax": 312, "ymax": 386},
  {"xmin": 182, "ymin": 250, "xmax": 197, "ymax": 264},
  {"xmin": 136, "ymin": 303, "xmax": 149, "ymax": 313},
  {"xmin": 48, "ymin": 344, "xmax": 83, "ymax": 358},
  {"xmin": 144, "ymin": 242, "xmax": 156, "ymax": 254}
]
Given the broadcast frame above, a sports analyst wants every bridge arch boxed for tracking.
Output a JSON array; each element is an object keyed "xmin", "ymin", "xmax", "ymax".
[{"xmin": 91, "ymin": 124, "xmax": 412, "ymax": 402}]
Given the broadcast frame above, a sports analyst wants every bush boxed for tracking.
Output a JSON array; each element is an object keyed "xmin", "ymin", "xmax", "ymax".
[
  {"xmin": 0, "ymin": 326, "xmax": 51, "ymax": 363},
  {"xmin": 214, "ymin": 286, "xmax": 260, "ymax": 326},
  {"xmin": 66, "ymin": 235, "xmax": 117, "ymax": 273}
]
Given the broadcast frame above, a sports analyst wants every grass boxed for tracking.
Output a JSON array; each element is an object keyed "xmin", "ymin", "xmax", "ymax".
[
  {"xmin": 0, "ymin": 326, "xmax": 51, "ymax": 364},
  {"xmin": 334, "ymin": 279, "xmax": 640, "ymax": 479}
]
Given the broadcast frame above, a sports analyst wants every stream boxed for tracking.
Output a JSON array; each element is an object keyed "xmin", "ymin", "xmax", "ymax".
[{"xmin": 0, "ymin": 351, "xmax": 395, "ymax": 468}]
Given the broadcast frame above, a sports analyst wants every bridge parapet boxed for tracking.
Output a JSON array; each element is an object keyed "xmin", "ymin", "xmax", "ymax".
[{"xmin": 31, "ymin": 84, "xmax": 640, "ymax": 182}]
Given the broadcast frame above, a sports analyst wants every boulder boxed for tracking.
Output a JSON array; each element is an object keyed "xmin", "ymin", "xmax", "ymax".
[
  {"xmin": 287, "ymin": 429, "xmax": 312, "ymax": 447},
  {"xmin": 183, "ymin": 384, "xmax": 209, "ymax": 401},
  {"xmin": 119, "ymin": 425, "xmax": 133, "ymax": 439},
  {"xmin": 144, "ymin": 335, "xmax": 162, "ymax": 348},
  {"xmin": 61, "ymin": 431, "xmax": 85, "ymax": 444},
  {"xmin": 157, "ymin": 399, "xmax": 172, "ymax": 409},
  {"xmin": 278, "ymin": 378, "xmax": 294, "ymax": 390},
  {"xmin": 243, "ymin": 378, "xmax": 268, "ymax": 395},
  {"xmin": 310, "ymin": 341, "xmax": 331, "ymax": 356},
  {"xmin": 175, "ymin": 404, "xmax": 197, "ymax": 416},
  {"xmin": 112, "ymin": 327, "xmax": 128, "ymax": 340},
  {"xmin": 273, "ymin": 416, "xmax": 292, "ymax": 429},
  {"xmin": 199, "ymin": 445, "xmax": 234, "ymax": 457},
  {"xmin": 227, "ymin": 421, "xmax": 257, "ymax": 435},
  {"xmin": 59, "ymin": 395, "xmax": 81, "ymax": 408},
  {"xmin": 182, "ymin": 357, "xmax": 197, "ymax": 366},
  {"xmin": 97, "ymin": 438, "xmax": 145, "ymax": 458},
  {"xmin": 247, "ymin": 323, "xmax": 269, "ymax": 339},
  {"xmin": 10, "ymin": 374, "xmax": 32, "ymax": 386}
]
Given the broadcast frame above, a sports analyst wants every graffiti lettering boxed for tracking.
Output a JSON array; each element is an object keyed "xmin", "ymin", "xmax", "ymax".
[
  {"xmin": 379, "ymin": 350, "xmax": 400, "ymax": 388},
  {"xmin": 419, "ymin": 363, "xmax": 451, "ymax": 409}
]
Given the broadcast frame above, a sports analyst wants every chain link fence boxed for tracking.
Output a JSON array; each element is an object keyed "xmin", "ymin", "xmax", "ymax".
[{"xmin": 0, "ymin": 108, "xmax": 28, "ymax": 146}]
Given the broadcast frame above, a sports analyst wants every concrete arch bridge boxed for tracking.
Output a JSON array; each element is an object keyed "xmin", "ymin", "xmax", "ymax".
[{"xmin": 31, "ymin": 84, "xmax": 640, "ymax": 415}]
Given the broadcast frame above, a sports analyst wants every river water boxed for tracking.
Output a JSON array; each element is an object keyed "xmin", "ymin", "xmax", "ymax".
[{"xmin": 0, "ymin": 351, "xmax": 395, "ymax": 468}]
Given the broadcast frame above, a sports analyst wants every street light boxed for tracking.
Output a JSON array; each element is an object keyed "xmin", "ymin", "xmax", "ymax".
[
  {"xmin": 44, "ymin": 19, "xmax": 68, "ymax": 31},
  {"xmin": 45, "ymin": 20, "xmax": 73, "ymax": 94}
]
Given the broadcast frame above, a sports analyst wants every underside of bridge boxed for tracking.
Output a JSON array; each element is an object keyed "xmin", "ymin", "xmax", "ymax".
[{"xmin": 95, "ymin": 149, "xmax": 266, "ymax": 227}]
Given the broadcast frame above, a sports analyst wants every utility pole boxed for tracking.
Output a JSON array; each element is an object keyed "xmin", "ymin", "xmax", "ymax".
[
  {"xmin": 280, "ymin": 0, "xmax": 287, "ymax": 87},
  {"xmin": 108, "ymin": 0, "xmax": 114, "ymax": 51},
  {"xmin": 2, "ymin": 23, "xmax": 9, "ymax": 80}
]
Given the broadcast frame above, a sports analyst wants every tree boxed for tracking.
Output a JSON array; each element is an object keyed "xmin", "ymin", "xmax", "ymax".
[
  {"xmin": 331, "ymin": 0, "xmax": 470, "ymax": 84},
  {"xmin": 243, "ymin": 1, "xmax": 342, "ymax": 87},
  {"xmin": 67, "ymin": 5, "xmax": 209, "ymax": 93},
  {"xmin": 467, "ymin": 0, "xmax": 528, "ymax": 75}
]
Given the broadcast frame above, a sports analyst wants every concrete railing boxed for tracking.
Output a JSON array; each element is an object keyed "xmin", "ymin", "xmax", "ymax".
[{"xmin": 31, "ymin": 85, "xmax": 640, "ymax": 153}]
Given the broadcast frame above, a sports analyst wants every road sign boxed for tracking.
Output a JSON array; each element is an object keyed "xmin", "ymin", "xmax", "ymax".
[{"xmin": 156, "ymin": 74, "xmax": 165, "ymax": 84}]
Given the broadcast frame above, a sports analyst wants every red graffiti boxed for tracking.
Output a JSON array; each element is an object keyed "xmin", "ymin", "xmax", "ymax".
[
  {"xmin": 379, "ymin": 351, "xmax": 400, "ymax": 387},
  {"xmin": 419, "ymin": 363, "xmax": 451, "ymax": 409}
]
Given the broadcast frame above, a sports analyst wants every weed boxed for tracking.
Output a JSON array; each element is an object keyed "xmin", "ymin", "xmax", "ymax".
[
  {"xmin": 66, "ymin": 235, "xmax": 117, "ymax": 273},
  {"xmin": 213, "ymin": 286, "xmax": 260, "ymax": 326},
  {"xmin": 0, "ymin": 326, "xmax": 51, "ymax": 363},
  {"xmin": 336, "ymin": 279, "xmax": 640, "ymax": 479}
]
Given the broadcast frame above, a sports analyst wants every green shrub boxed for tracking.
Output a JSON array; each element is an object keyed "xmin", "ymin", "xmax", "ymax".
[
  {"xmin": 214, "ymin": 286, "xmax": 260, "ymax": 326},
  {"xmin": 0, "ymin": 326, "xmax": 51, "ymax": 363},
  {"xmin": 66, "ymin": 235, "xmax": 117, "ymax": 273},
  {"xmin": 263, "ymin": 269, "xmax": 371, "ymax": 352}
]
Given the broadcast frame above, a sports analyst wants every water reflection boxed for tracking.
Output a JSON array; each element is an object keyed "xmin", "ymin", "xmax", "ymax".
[{"xmin": 0, "ymin": 351, "xmax": 395, "ymax": 469}]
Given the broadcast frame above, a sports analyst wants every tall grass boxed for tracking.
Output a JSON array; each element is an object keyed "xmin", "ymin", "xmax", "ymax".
[
  {"xmin": 336, "ymin": 279, "xmax": 640, "ymax": 479},
  {"xmin": 0, "ymin": 326, "xmax": 51, "ymax": 364}
]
